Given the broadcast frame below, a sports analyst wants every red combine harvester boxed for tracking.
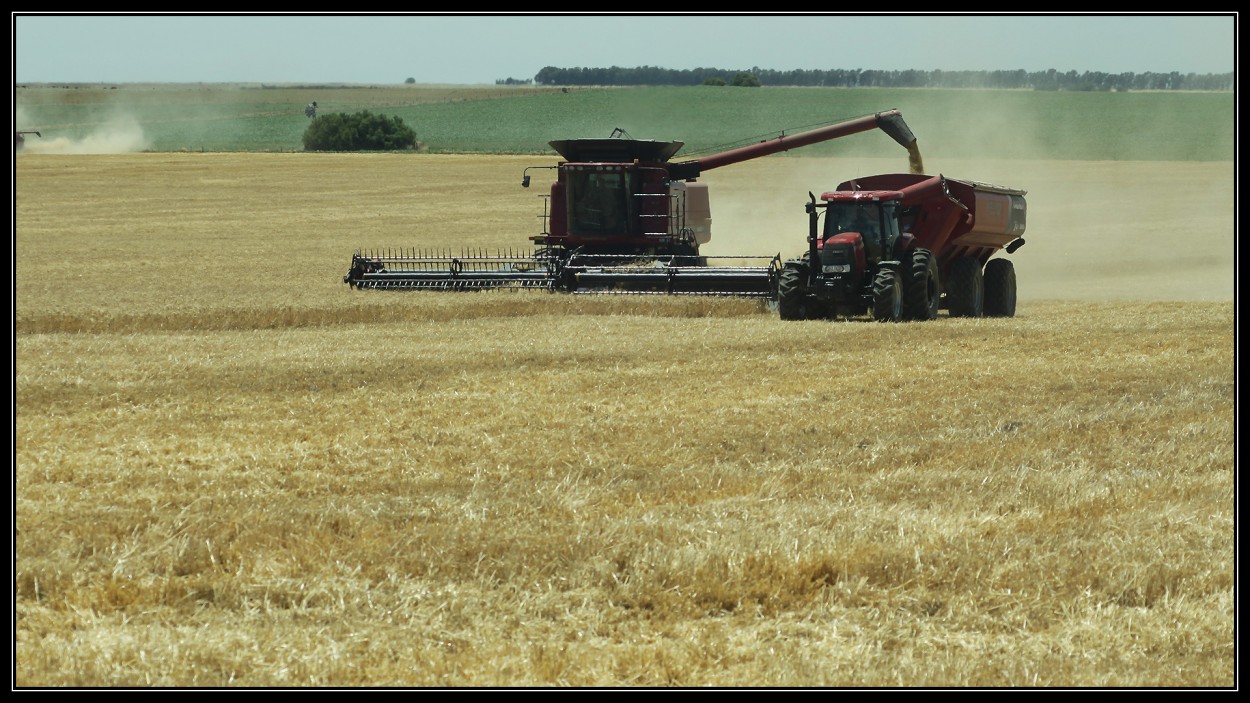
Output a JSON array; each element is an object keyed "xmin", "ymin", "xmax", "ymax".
[
  {"xmin": 779, "ymin": 173, "xmax": 1028, "ymax": 321},
  {"xmin": 344, "ymin": 110, "xmax": 923, "ymax": 297}
]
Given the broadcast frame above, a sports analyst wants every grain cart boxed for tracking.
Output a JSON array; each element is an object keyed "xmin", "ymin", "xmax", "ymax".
[
  {"xmin": 344, "ymin": 110, "xmax": 924, "ymax": 297},
  {"xmin": 778, "ymin": 173, "xmax": 1027, "ymax": 321}
]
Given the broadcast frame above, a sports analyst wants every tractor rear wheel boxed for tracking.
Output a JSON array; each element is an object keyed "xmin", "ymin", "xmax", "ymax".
[
  {"xmin": 983, "ymin": 258, "xmax": 1017, "ymax": 317},
  {"xmin": 904, "ymin": 248, "xmax": 940, "ymax": 320},
  {"xmin": 871, "ymin": 269, "xmax": 903, "ymax": 322},
  {"xmin": 946, "ymin": 257, "xmax": 984, "ymax": 318}
]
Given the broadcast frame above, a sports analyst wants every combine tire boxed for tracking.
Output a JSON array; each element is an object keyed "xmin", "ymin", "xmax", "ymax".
[
  {"xmin": 671, "ymin": 244, "xmax": 707, "ymax": 267},
  {"xmin": 946, "ymin": 257, "xmax": 984, "ymax": 318},
  {"xmin": 904, "ymin": 248, "xmax": 940, "ymax": 321},
  {"xmin": 983, "ymin": 258, "xmax": 1017, "ymax": 317},
  {"xmin": 871, "ymin": 269, "xmax": 903, "ymax": 322}
]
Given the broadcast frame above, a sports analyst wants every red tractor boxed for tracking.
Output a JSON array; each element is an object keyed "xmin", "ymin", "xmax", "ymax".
[{"xmin": 778, "ymin": 173, "xmax": 1028, "ymax": 321}]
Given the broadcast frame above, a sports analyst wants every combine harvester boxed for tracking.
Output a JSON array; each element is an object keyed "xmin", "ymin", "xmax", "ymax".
[{"xmin": 343, "ymin": 110, "xmax": 924, "ymax": 298}]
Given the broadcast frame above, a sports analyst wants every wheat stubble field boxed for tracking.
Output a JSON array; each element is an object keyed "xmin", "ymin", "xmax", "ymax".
[{"xmin": 14, "ymin": 149, "xmax": 1235, "ymax": 687}]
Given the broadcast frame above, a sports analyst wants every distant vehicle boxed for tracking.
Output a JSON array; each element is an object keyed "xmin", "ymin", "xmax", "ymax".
[{"xmin": 15, "ymin": 131, "xmax": 41, "ymax": 150}]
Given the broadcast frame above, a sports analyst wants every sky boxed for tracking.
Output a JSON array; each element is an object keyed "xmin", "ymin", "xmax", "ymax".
[{"xmin": 12, "ymin": 13, "xmax": 1238, "ymax": 85}]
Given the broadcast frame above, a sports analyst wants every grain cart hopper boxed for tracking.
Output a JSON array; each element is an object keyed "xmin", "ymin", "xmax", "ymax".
[
  {"xmin": 777, "ymin": 173, "xmax": 1027, "ymax": 322},
  {"xmin": 344, "ymin": 110, "xmax": 924, "ymax": 297}
]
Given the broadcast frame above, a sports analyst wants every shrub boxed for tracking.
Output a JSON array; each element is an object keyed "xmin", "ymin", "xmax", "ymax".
[
  {"xmin": 732, "ymin": 72, "xmax": 761, "ymax": 87},
  {"xmin": 302, "ymin": 110, "xmax": 418, "ymax": 151},
  {"xmin": 702, "ymin": 77, "xmax": 727, "ymax": 86}
]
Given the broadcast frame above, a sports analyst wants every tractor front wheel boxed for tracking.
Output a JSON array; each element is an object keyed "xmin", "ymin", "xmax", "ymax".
[{"xmin": 778, "ymin": 266, "xmax": 808, "ymax": 320}]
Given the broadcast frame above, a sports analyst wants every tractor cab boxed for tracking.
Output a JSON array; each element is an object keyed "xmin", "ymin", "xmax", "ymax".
[{"xmin": 818, "ymin": 191, "xmax": 905, "ymax": 268}]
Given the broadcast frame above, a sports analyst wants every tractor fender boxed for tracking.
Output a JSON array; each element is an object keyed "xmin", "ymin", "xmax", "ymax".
[{"xmin": 782, "ymin": 255, "xmax": 813, "ymax": 287}]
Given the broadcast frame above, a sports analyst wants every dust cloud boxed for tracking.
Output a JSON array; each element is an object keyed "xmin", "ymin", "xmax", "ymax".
[
  {"xmin": 15, "ymin": 106, "xmax": 151, "ymax": 155},
  {"xmin": 690, "ymin": 90, "xmax": 1234, "ymax": 302}
]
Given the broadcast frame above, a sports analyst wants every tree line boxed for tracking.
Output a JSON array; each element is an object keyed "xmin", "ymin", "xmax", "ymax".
[{"xmin": 507, "ymin": 66, "xmax": 1233, "ymax": 91}]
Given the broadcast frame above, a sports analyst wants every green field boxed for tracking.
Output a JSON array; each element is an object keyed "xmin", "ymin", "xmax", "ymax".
[{"xmin": 15, "ymin": 83, "xmax": 1235, "ymax": 161}]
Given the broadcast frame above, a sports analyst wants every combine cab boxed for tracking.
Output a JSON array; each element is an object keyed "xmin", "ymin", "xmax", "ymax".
[{"xmin": 344, "ymin": 110, "xmax": 924, "ymax": 298}]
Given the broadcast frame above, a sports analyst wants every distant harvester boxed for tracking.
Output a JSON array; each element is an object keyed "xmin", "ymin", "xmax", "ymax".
[{"xmin": 16, "ymin": 130, "xmax": 41, "ymax": 150}]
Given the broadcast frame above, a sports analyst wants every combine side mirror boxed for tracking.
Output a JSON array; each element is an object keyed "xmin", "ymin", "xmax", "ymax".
[
  {"xmin": 523, "ymin": 165, "xmax": 556, "ymax": 188},
  {"xmin": 1005, "ymin": 238, "xmax": 1025, "ymax": 254}
]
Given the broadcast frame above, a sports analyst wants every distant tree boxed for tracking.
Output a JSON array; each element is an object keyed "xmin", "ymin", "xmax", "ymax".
[
  {"xmin": 529, "ymin": 64, "xmax": 1232, "ymax": 91},
  {"xmin": 731, "ymin": 71, "xmax": 761, "ymax": 87},
  {"xmin": 404, "ymin": 77, "xmax": 416, "ymax": 84},
  {"xmin": 302, "ymin": 110, "xmax": 418, "ymax": 151}
]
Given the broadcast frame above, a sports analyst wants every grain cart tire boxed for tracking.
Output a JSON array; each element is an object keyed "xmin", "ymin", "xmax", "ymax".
[
  {"xmin": 778, "ymin": 265, "xmax": 809, "ymax": 320},
  {"xmin": 946, "ymin": 257, "xmax": 984, "ymax": 318},
  {"xmin": 983, "ymin": 258, "xmax": 1017, "ymax": 318},
  {"xmin": 871, "ymin": 269, "xmax": 904, "ymax": 322},
  {"xmin": 904, "ymin": 248, "xmax": 940, "ymax": 321}
]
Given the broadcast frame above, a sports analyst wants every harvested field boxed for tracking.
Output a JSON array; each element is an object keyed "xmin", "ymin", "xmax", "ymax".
[{"xmin": 13, "ymin": 152, "xmax": 1235, "ymax": 687}]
